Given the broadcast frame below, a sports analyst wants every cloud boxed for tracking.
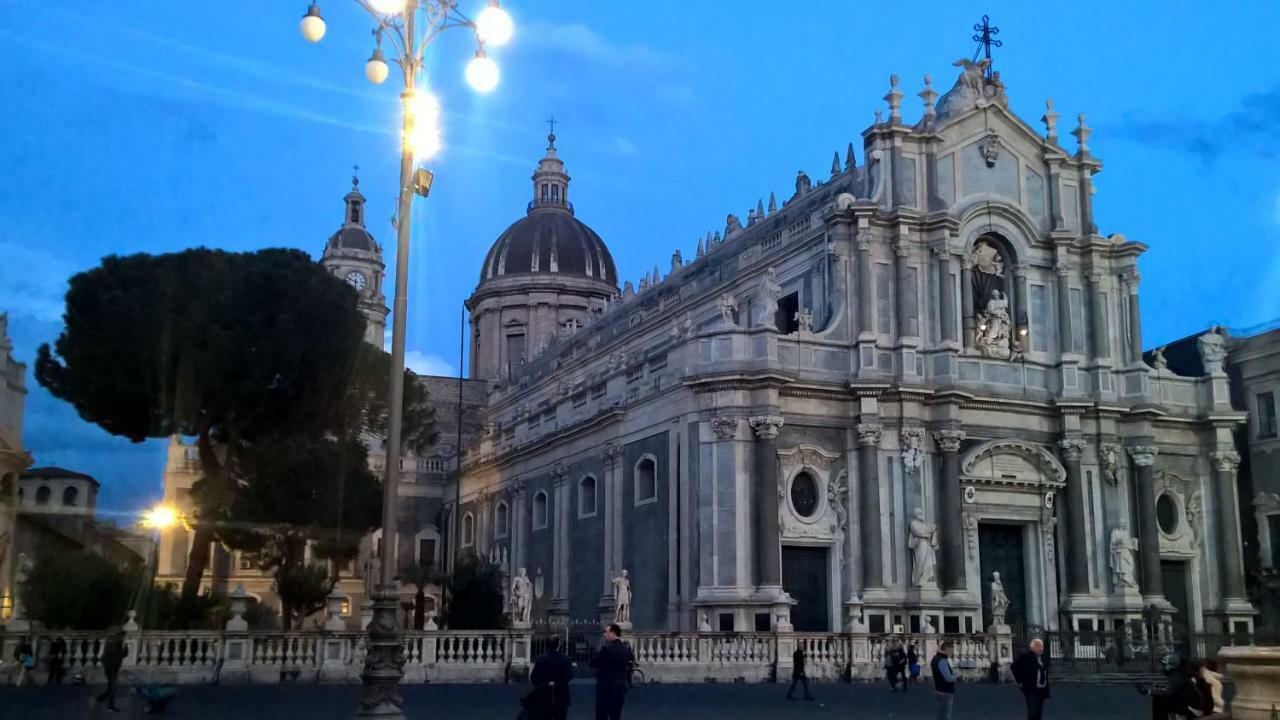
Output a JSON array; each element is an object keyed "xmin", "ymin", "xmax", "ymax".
[
  {"xmin": 0, "ymin": 240, "xmax": 80, "ymax": 323},
  {"xmin": 1117, "ymin": 86, "xmax": 1280, "ymax": 163},
  {"xmin": 405, "ymin": 350, "xmax": 457, "ymax": 377},
  {"xmin": 612, "ymin": 137, "xmax": 639, "ymax": 158},
  {"xmin": 518, "ymin": 21, "xmax": 673, "ymax": 70}
]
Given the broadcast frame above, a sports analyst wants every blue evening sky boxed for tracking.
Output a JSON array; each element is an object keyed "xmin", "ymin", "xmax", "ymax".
[{"xmin": 1, "ymin": 0, "xmax": 1278, "ymax": 520}]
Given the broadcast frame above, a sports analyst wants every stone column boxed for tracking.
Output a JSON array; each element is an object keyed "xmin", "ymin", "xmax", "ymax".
[
  {"xmin": 601, "ymin": 444, "xmax": 623, "ymax": 602},
  {"xmin": 1128, "ymin": 446, "xmax": 1163, "ymax": 599},
  {"xmin": 1212, "ymin": 451, "xmax": 1248, "ymax": 601},
  {"xmin": 1125, "ymin": 271, "xmax": 1143, "ymax": 363},
  {"xmin": 933, "ymin": 430, "xmax": 967, "ymax": 592},
  {"xmin": 513, "ymin": 478, "xmax": 528, "ymax": 576},
  {"xmin": 750, "ymin": 415, "xmax": 785, "ymax": 589},
  {"xmin": 1087, "ymin": 271, "xmax": 1110, "ymax": 361},
  {"xmin": 935, "ymin": 246, "xmax": 955, "ymax": 342},
  {"xmin": 1013, "ymin": 264, "xmax": 1029, "ymax": 348},
  {"xmin": 609, "ymin": 447, "xmax": 625, "ymax": 595},
  {"xmin": 856, "ymin": 232, "xmax": 874, "ymax": 336},
  {"xmin": 551, "ymin": 463, "xmax": 570, "ymax": 612},
  {"xmin": 857, "ymin": 423, "xmax": 884, "ymax": 589},
  {"xmin": 1055, "ymin": 262, "xmax": 1074, "ymax": 356},
  {"xmin": 1057, "ymin": 438, "xmax": 1090, "ymax": 595},
  {"xmin": 894, "ymin": 237, "xmax": 913, "ymax": 338},
  {"xmin": 960, "ymin": 261, "xmax": 975, "ymax": 349}
]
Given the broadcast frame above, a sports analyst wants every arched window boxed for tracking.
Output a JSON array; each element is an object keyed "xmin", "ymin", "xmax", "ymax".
[
  {"xmin": 532, "ymin": 491, "xmax": 549, "ymax": 530},
  {"xmin": 495, "ymin": 501, "xmax": 510, "ymax": 539},
  {"xmin": 462, "ymin": 512, "xmax": 475, "ymax": 547},
  {"xmin": 634, "ymin": 457, "xmax": 657, "ymax": 505},
  {"xmin": 578, "ymin": 476, "xmax": 597, "ymax": 519},
  {"xmin": 35, "ymin": 485, "xmax": 51, "ymax": 506},
  {"xmin": 62, "ymin": 486, "xmax": 79, "ymax": 507}
]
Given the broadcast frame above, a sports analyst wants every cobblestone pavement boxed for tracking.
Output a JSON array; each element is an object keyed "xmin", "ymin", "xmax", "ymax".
[{"xmin": 1, "ymin": 679, "xmax": 1150, "ymax": 719}]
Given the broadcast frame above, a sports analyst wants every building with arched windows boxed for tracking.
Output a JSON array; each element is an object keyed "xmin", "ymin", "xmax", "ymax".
[{"xmin": 444, "ymin": 59, "xmax": 1259, "ymax": 638}]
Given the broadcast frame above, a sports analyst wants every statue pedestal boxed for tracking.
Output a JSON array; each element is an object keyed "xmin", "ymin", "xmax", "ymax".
[
  {"xmin": 1219, "ymin": 646, "xmax": 1280, "ymax": 720},
  {"xmin": 615, "ymin": 621, "xmax": 632, "ymax": 632},
  {"xmin": 511, "ymin": 619, "xmax": 531, "ymax": 631}
]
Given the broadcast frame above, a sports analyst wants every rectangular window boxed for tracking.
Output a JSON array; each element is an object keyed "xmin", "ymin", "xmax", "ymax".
[
  {"xmin": 1030, "ymin": 284, "xmax": 1050, "ymax": 353},
  {"xmin": 1069, "ymin": 288, "xmax": 1086, "ymax": 354},
  {"xmin": 418, "ymin": 539, "xmax": 436, "ymax": 568},
  {"xmin": 1258, "ymin": 391, "xmax": 1278, "ymax": 439},
  {"xmin": 506, "ymin": 333, "xmax": 526, "ymax": 377},
  {"xmin": 776, "ymin": 292, "xmax": 800, "ymax": 333},
  {"xmin": 541, "ymin": 183, "xmax": 548, "ymax": 202},
  {"xmin": 876, "ymin": 263, "xmax": 892, "ymax": 334},
  {"xmin": 905, "ymin": 267, "xmax": 919, "ymax": 337}
]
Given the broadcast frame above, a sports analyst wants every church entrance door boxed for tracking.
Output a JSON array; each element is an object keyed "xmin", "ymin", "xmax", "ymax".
[
  {"xmin": 1160, "ymin": 560, "xmax": 1190, "ymax": 638},
  {"xmin": 782, "ymin": 545, "xmax": 830, "ymax": 631},
  {"xmin": 979, "ymin": 523, "xmax": 1027, "ymax": 629}
]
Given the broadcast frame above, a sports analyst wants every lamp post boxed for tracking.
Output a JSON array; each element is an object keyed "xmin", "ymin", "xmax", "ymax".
[{"xmin": 298, "ymin": 2, "xmax": 512, "ymax": 717}]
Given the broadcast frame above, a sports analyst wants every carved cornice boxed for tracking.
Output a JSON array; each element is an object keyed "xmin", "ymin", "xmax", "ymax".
[
  {"xmin": 1211, "ymin": 450, "xmax": 1241, "ymax": 474},
  {"xmin": 933, "ymin": 429, "xmax": 966, "ymax": 454},
  {"xmin": 856, "ymin": 423, "xmax": 883, "ymax": 447},
  {"xmin": 1127, "ymin": 445, "xmax": 1158, "ymax": 467},
  {"xmin": 749, "ymin": 415, "xmax": 785, "ymax": 440},
  {"xmin": 1057, "ymin": 438, "xmax": 1086, "ymax": 462},
  {"xmin": 710, "ymin": 417, "xmax": 739, "ymax": 440}
]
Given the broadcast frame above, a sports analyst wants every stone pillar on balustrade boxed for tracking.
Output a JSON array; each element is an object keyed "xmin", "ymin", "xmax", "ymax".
[
  {"xmin": 220, "ymin": 584, "xmax": 251, "ymax": 683},
  {"xmin": 122, "ymin": 609, "xmax": 141, "ymax": 670},
  {"xmin": 321, "ymin": 589, "xmax": 351, "ymax": 682}
]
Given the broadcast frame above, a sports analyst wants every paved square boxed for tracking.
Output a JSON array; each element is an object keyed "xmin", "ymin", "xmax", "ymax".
[{"xmin": 2, "ymin": 680, "xmax": 1151, "ymax": 719}]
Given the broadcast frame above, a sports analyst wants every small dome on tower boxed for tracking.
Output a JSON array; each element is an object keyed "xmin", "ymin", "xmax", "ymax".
[{"xmin": 327, "ymin": 174, "xmax": 380, "ymax": 253}]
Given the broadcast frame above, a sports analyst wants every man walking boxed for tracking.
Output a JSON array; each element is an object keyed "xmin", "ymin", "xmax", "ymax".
[
  {"xmin": 13, "ymin": 637, "xmax": 34, "ymax": 687},
  {"xmin": 529, "ymin": 636, "xmax": 574, "ymax": 720},
  {"xmin": 95, "ymin": 629, "xmax": 127, "ymax": 713},
  {"xmin": 885, "ymin": 639, "xmax": 906, "ymax": 692},
  {"xmin": 1012, "ymin": 638, "xmax": 1051, "ymax": 720},
  {"xmin": 785, "ymin": 643, "xmax": 814, "ymax": 701},
  {"xmin": 931, "ymin": 640, "xmax": 957, "ymax": 720},
  {"xmin": 589, "ymin": 623, "xmax": 635, "ymax": 720},
  {"xmin": 47, "ymin": 636, "xmax": 68, "ymax": 686}
]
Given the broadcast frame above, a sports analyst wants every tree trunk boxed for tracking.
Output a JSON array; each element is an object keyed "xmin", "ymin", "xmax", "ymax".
[{"xmin": 181, "ymin": 525, "xmax": 214, "ymax": 606}]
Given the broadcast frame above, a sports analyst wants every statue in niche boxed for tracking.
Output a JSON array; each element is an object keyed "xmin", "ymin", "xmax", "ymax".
[
  {"xmin": 795, "ymin": 307, "xmax": 814, "ymax": 333},
  {"xmin": 976, "ymin": 289, "xmax": 1013, "ymax": 359},
  {"xmin": 612, "ymin": 569, "xmax": 632, "ymax": 625},
  {"xmin": 1109, "ymin": 522, "xmax": 1138, "ymax": 592},
  {"xmin": 908, "ymin": 508, "xmax": 938, "ymax": 587},
  {"xmin": 968, "ymin": 240, "xmax": 1005, "ymax": 276},
  {"xmin": 511, "ymin": 567, "xmax": 533, "ymax": 625},
  {"xmin": 758, "ymin": 268, "xmax": 782, "ymax": 330},
  {"xmin": 990, "ymin": 572, "xmax": 1011, "ymax": 627},
  {"xmin": 718, "ymin": 292, "xmax": 739, "ymax": 327}
]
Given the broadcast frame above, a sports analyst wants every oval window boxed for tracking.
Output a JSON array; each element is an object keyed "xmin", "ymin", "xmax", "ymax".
[
  {"xmin": 790, "ymin": 472, "xmax": 819, "ymax": 518},
  {"xmin": 1156, "ymin": 494, "xmax": 1179, "ymax": 534}
]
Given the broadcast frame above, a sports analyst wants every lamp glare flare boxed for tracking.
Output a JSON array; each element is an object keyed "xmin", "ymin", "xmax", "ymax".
[
  {"xmin": 465, "ymin": 51, "xmax": 500, "ymax": 93},
  {"xmin": 142, "ymin": 505, "xmax": 178, "ymax": 530},
  {"xmin": 474, "ymin": 4, "xmax": 514, "ymax": 46},
  {"xmin": 367, "ymin": 0, "xmax": 406, "ymax": 14},
  {"xmin": 406, "ymin": 90, "xmax": 442, "ymax": 160}
]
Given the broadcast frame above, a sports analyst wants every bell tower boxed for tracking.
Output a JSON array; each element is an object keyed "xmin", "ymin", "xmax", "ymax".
[{"xmin": 321, "ymin": 171, "xmax": 388, "ymax": 347}]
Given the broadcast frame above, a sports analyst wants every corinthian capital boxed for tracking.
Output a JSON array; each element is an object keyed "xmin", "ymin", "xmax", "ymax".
[
  {"xmin": 856, "ymin": 423, "xmax": 883, "ymax": 447},
  {"xmin": 710, "ymin": 417, "xmax": 739, "ymax": 440},
  {"xmin": 933, "ymin": 429, "xmax": 966, "ymax": 454},
  {"xmin": 1211, "ymin": 450, "xmax": 1241, "ymax": 474},
  {"xmin": 749, "ymin": 415, "xmax": 785, "ymax": 440},
  {"xmin": 1126, "ymin": 445, "xmax": 1159, "ymax": 467},
  {"xmin": 1057, "ymin": 438, "xmax": 1086, "ymax": 462},
  {"xmin": 855, "ymin": 233, "xmax": 873, "ymax": 251}
]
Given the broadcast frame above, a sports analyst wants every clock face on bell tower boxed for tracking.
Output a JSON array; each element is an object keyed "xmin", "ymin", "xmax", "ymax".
[{"xmin": 345, "ymin": 270, "xmax": 368, "ymax": 292}]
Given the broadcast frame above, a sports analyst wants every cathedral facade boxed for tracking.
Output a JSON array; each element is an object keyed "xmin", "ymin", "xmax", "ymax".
[{"xmin": 448, "ymin": 60, "xmax": 1256, "ymax": 637}]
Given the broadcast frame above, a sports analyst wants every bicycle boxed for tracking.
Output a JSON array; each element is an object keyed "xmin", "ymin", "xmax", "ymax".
[{"xmin": 628, "ymin": 663, "xmax": 646, "ymax": 687}]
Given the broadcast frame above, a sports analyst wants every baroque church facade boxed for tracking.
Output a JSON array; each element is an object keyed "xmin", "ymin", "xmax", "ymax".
[{"xmin": 447, "ymin": 59, "xmax": 1256, "ymax": 637}]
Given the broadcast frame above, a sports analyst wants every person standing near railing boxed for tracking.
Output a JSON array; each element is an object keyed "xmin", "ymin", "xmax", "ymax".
[
  {"xmin": 931, "ymin": 641, "xmax": 957, "ymax": 720},
  {"xmin": 12, "ymin": 637, "xmax": 34, "ymax": 687},
  {"xmin": 47, "ymin": 636, "xmax": 67, "ymax": 686},
  {"xmin": 1012, "ymin": 638, "xmax": 1051, "ymax": 720},
  {"xmin": 785, "ymin": 643, "xmax": 814, "ymax": 701},
  {"xmin": 590, "ymin": 623, "xmax": 634, "ymax": 720},
  {"xmin": 94, "ymin": 629, "xmax": 127, "ymax": 713}
]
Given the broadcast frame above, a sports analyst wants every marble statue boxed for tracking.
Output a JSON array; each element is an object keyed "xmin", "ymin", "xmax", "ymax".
[
  {"xmin": 511, "ymin": 567, "xmax": 533, "ymax": 625},
  {"xmin": 968, "ymin": 241, "xmax": 1005, "ymax": 277},
  {"xmin": 977, "ymin": 289, "xmax": 1013, "ymax": 359},
  {"xmin": 725, "ymin": 214, "xmax": 743, "ymax": 237},
  {"xmin": 424, "ymin": 612, "xmax": 438, "ymax": 631},
  {"xmin": 698, "ymin": 611, "xmax": 711, "ymax": 632},
  {"xmin": 922, "ymin": 616, "xmax": 936, "ymax": 634},
  {"xmin": 758, "ymin": 268, "xmax": 782, "ymax": 330},
  {"xmin": 1109, "ymin": 523, "xmax": 1138, "ymax": 591},
  {"xmin": 1152, "ymin": 346, "xmax": 1168, "ymax": 370},
  {"xmin": 612, "ymin": 569, "xmax": 631, "ymax": 625},
  {"xmin": 1197, "ymin": 328, "xmax": 1228, "ymax": 373},
  {"xmin": 795, "ymin": 307, "xmax": 814, "ymax": 333},
  {"xmin": 990, "ymin": 571, "xmax": 1010, "ymax": 627},
  {"xmin": 718, "ymin": 292, "xmax": 738, "ymax": 326},
  {"xmin": 1100, "ymin": 445, "xmax": 1120, "ymax": 485},
  {"xmin": 907, "ymin": 507, "xmax": 938, "ymax": 587}
]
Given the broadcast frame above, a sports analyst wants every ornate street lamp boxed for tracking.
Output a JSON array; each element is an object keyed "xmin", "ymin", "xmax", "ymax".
[{"xmin": 297, "ymin": 2, "xmax": 512, "ymax": 717}]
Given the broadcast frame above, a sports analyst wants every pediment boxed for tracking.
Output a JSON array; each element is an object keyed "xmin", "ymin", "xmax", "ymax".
[{"xmin": 961, "ymin": 439, "xmax": 1066, "ymax": 488}]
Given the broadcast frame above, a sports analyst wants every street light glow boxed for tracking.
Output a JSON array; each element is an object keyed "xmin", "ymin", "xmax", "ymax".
[
  {"xmin": 300, "ymin": 2, "xmax": 327, "ymax": 42},
  {"xmin": 474, "ymin": 4, "xmax": 513, "ymax": 47},
  {"xmin": 406, "ymin": 90, "xmax": 442, "ymax": 160},
  {"xmin": 365, "ymin": 48, "xmax": 390, "ymax": 85},
  {"xmin": 465, "ymin": 51, "xmax": 499, "ymax": 93},
  {"xmin": 142, "ymin": 505, "xmax": 179, "ymax": 530},
  {"xmin": 367, "ymin": 0, "xmax": 406, "ymax": 14}
]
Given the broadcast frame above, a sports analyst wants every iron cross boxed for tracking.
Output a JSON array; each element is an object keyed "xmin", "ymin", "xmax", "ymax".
[{"xmin": 971, "ymin": 14, "xmax": 1002, "ymax": 76}]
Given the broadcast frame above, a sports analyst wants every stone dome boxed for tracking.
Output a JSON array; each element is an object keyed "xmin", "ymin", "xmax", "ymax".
[
  {"xmin": 327, "ymin": 225, "xmax": 377, "ymax": 252},
  {"xmin": 479, "ymin": 210, "xmax": 616, "ymax": 285}
]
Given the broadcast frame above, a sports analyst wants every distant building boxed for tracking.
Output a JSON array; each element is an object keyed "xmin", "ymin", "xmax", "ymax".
[
  {"xmin": 14, "ymin": 467, "xmax": 144, "ymax": 573},
  {"xmin": 0, "ymin": 312, "xmax": 34, "ymax": 622}
]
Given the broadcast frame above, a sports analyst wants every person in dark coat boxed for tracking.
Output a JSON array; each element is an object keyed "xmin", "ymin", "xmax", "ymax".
[
  {"xmin": 785, "ymin": 644, "xmax": 814, "ymax": 700},
  {"xmin": 907, "ymin": 643, "xmax": 921, "ymax": 687},
  {"xmin": 96, "ymin": 630, "xmax": 128, "ymax": 712},
  {"xmin": 885, "ymin": 640, "xmax": 907, "ymax": 692},
  {"xmin": 1138, "ymin": 654, "xmax": 1204, "ymax": 720},
  {"xmin": 931, "ymin": 641, "xmax": 957, "ymax": 720},
  {"xmin": 529, "ymin": 637, "xmax": 575, "ymax": 720},
  {"xmin": 13, "ymin": 637, "xmax": 34, "ymax": 687},
  {"xmin": 47, "ymin": 636, "xmax": 68, "ymax": 686},
  {"xmin": 589, "ymin": 623, "xmax": 635, "ymax": 720},
  {"xmin": 1012, "ymin": 638, "xmax": 1051, "ymax": 720}
]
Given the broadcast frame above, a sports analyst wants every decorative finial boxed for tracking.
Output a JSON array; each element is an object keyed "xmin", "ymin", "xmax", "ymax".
[
  {"xmin": 1041, "ymin": 99, "xmax": 1060, "ymax": 143},
  {"xmin": 830, "ymin": 151, "xmax": 841, "ymax": 177},
  {"xmin": 756, "ymin": 197, "xmax": 766, "ymax": 219},
  {"xmin": 671, "ymin": 250, "xmax": 683, "ymax": 272},
  {"xmin": 652, "ymin": 265, "xmax": 661, "ymax": 284},
  {"xmin": 845, "ymin": 142, "xmax": 857, "ymax": 171},
  {"xmin": 1071, "ymin": 113, "xmax": 1091, "ymax": 156},
  {"xmin": 919, "ymin": 75, "xmax": 937, "ymax": 119},
  {"xmin": 546, "ymin": 115, "xmax": 557, "ymax": 148},
  {"xmin": 747, "ymin": 207, "xmax": 757, "ymax": 226},
  {"xmin": 885, "ymin": 74, "xmax": 903, "ymax": 122},
  {"xmin": 696, "ymin": 237, "xmax": 705, "ymax": 258},
  {"xmin": 767, "ymin": 191, "xmax": 777, "ymax": 215},
  {"xmin": 351, "ymin": 164, "xmax": 360, "ymax": 189},
  {"xmin": 874, "ymin": 108, "xmax": 883, "ymax": 124},
  {"xmin": 971, "ymin": 15, "xmax": 1002, "ymax": 78}
]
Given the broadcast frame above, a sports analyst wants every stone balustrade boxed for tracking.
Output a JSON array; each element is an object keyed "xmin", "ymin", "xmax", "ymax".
[{"xmin": 2, "ymin": 627, "xmax": 1008, "ymax": 686}]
